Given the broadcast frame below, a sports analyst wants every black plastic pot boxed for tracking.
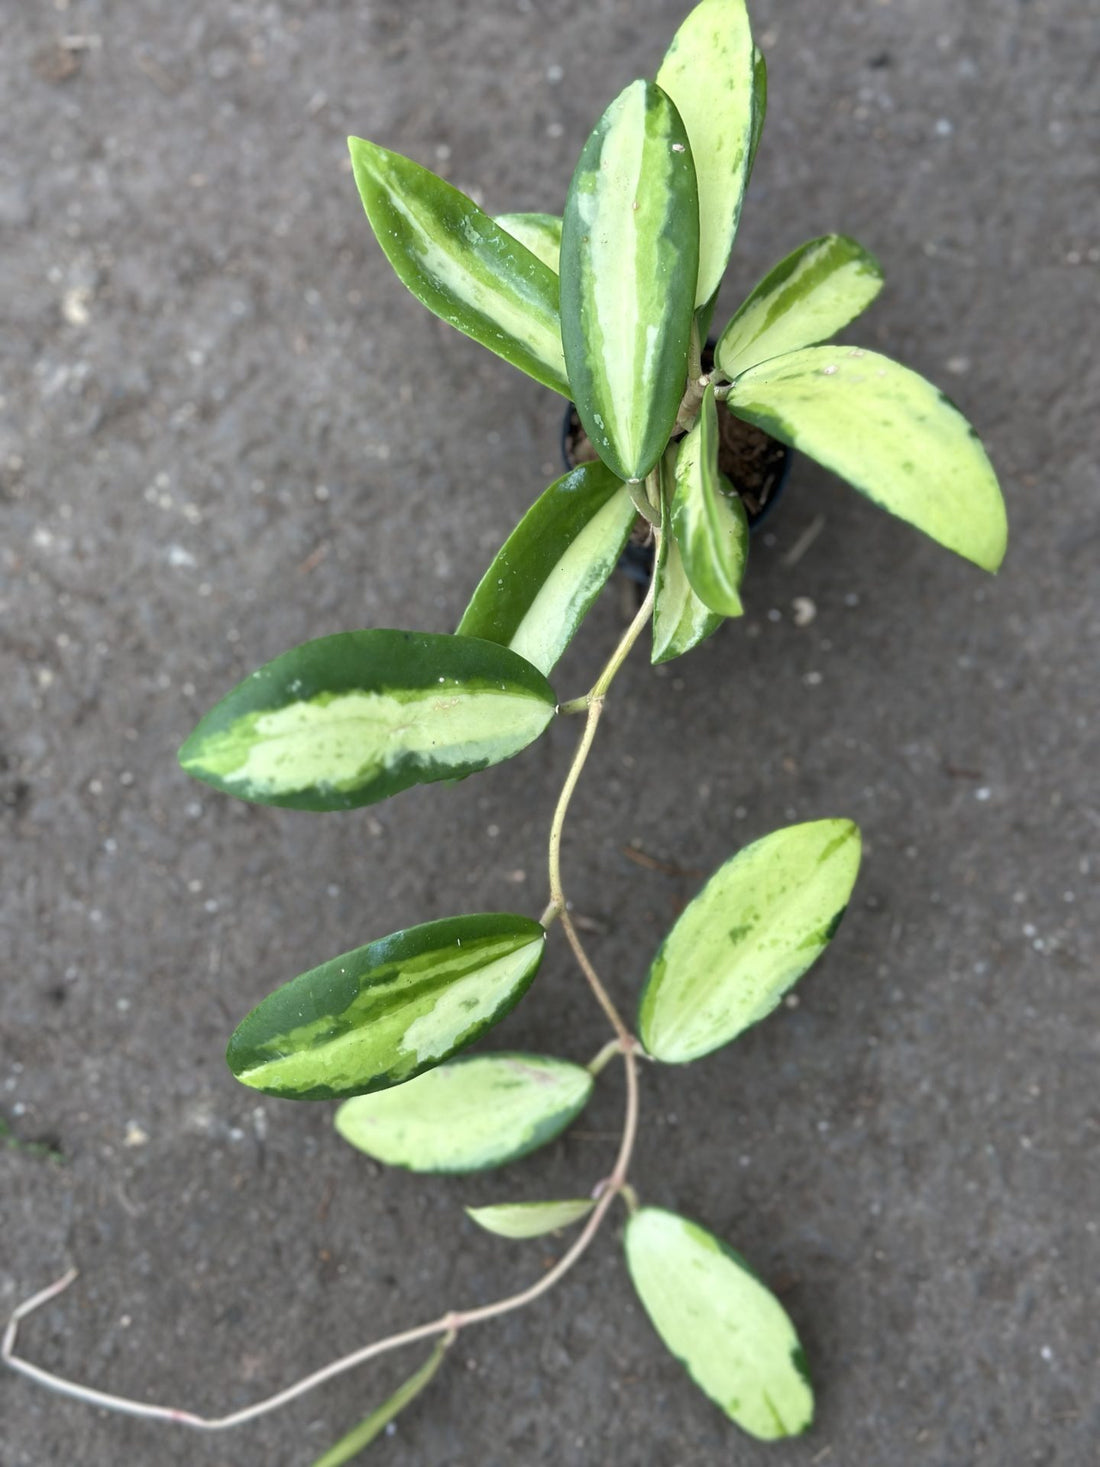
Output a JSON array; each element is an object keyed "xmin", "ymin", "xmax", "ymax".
[{"xmin": 559, "ymin": 345, "xmax": 793, "ymax": 586}]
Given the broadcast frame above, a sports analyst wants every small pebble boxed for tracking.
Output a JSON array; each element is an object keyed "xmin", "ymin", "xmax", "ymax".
[{"xmin": 792, "ymin": 596, "xmax": 817, "ymax": 626}]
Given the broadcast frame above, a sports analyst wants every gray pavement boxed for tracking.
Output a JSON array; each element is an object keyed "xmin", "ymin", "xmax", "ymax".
[{"xmin": 2, "ymin": 2, "xmax": 1097, "ymax": 1464}]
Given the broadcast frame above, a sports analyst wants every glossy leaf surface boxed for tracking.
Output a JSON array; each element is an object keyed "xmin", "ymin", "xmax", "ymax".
[
  {"xmin": 311, "ymin": 1337, "xmax": 450, "ymax": 1467},
  {"xmin": 652, "ymin": 465, "xmax": 723, "ymax": 663},
  {"xmin": 560, "ymin": 79, "xmax": 699, "ymax": 482},
  {"xmin": 694, "ymin": 287, "xmax": 720, "ymax": 348},
  {"xmin": 625, "ymin": 1207, "xmax": 813, "ymax": 1440},
  {"xmin": 335, "ymin": 1053, "xmax": 593, "ymax": 1173},
  {"xmin": 349, "ymin": 138, "xmax": 568, "ymax": 395},
  {"xmin": 639, "ymin": 820, "xmax": 861, "ymax": 1063},
  {"xmin": 671, "ymin": 385, "xmax": 749, "ymax": 616},
  {"xmin": 726, "ymin": 347, "xmax": 1007, "ymax": 570},
  {"xmin": 656, "ymin": 0, "xmax": 756, "ymax": 306},
  {"xmin": 716, "ymin": 235, "xmax": 883, "ymax": 376},
  {"xmin": 179, "ymin": 630, "xmax": 557, "ymax": 811},
  {"xmin": 495, "ymin": 211, "xmax": 562, "ymax": 274},
  {"xmin": 465, "ymin": 1197, "xmax": 595, "ymax": 1239},
  {"xmin": 227, "ymin": 915, "xmax": 546, "ymax": 1100},
  {"xmin": 456, "ymin": 462, "xmax": 635, "ymax": 675},
  {"xmin": 747, "ymin": 45, "xmax": 767, "ymax": 180}
]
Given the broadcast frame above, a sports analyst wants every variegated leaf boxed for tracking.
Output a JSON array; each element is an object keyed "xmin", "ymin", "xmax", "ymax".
[
  {"xmin": 726, "ymin": 347, "xmax": 1007, "ymax": 570},
  {"xmin": 465, "ymin": 1197, "xmax": 595, "ymax": 1239},
  {"xmin": 226, "ymin": 915, "xmax": 546, "ymax": 1100},
  {"xmin": 625, "ymin": 1208, "xmax": 813, "ymax": 1440},
  {"xmin": 179, "ymin": 630, "xmax": 557, "ymax": 811},
  {"xmin": 348, "ymin": 138, "xmax": 569, "ymax": 395},
  {"xmin": 671, "ymin": 384, "xmax": 749, "ymax": 616},
  {"xmin": 456, "ymin": 462, "xmax": 635, "ymax": 675},
  {"xmin": 335, "ymin": 1054, "xmax": 593, "ymax": 1173},
  {"xmin": 657, "ymin": 0, "xmax": 756, "ymax": 306},
  {"xmin": 747, "ymin": 45, "xmax": 767, "ymax": 180},
  {"xmin": 652, "ymin": 459, "xmax": 724, "ymax": 663},
  {"xmin": 639, "ymin": 820, "xmax": 861, "ymax": 1063},
  {"xmin": 495, "ymin": 211, "xmax": 562, "ymax": 274},
  {"xmin": 716, "ymin": 235, "xmax": 884, "ymax": 376},
  {"xmin": 560, "ymin": 78, "xmax": 699, "ymax": 483}
]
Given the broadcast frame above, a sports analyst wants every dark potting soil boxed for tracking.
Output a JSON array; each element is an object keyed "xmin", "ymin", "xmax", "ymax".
[{"xmin": 562, "ymin": 402, "xmax": 790, "ymax": 522}]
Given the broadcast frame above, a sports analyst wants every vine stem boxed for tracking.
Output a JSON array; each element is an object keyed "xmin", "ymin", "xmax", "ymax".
[
  {"xmin": 3, "ymin": 537, "xmax": 661, "ymax": 1435},
  {"xmin": 3, "ymin": 1063, "xmax": 643, "ymax": 1435}
]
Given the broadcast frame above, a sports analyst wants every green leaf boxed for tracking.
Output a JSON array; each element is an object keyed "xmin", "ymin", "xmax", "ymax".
[
  {"xmin": 495, "ymin": 211, "xmax": 562, "ymax": 274},
  {"xmin": 624, "ymin": 1207, "xmax": 813, "ymax": 1440},
  {"xmin": 226, "ymin": 915, "xmax": 546, "ymax": 1101},
  {"xmin": 746, "ymin": 45, "xmax": 767, "ymax": 180},
  {"xmin": 311, "ymin": 1337, "xmax": 451, "ymax": 1467},
  {"xmin": 671, "ymin": 384, "xmax": 749, "ymax": 616},
  {"xmin": 456, "ymin": 462, "xmax": 635, "ymax": 675},
  {"xmin": 179, "ymin": 630, "xmax": 557, "ymax": 811},
  {"xmin": 725, "ymin": 347, "xmax": 1008, "ymax": 570},
  {"xmin": 716, "ymin": 235, "xmax": 884, "ymax": 376},
  {"xmin": 335, "ymin": 1053, "xmax": 593, "ymax": 1173},
  {"xmin": 465, "ymin": 1197, "xmax": 595, "ymax": 1239},
  {"xmin": 656, "ymin": 0, "xmax": 756, "ymax": 306},
  {"xmin": 694, "ymin": 287, "xmax": 720, "ymax": 348},
  {"xmin": 560, "ymin": 78, "xmax": 700, "ymax": 483},
  {"xmin": 348, "ymin": 138, "xmax": 569, "ymax": 395},
  {"xmin": 639, "ymin": 820, "xmax": 861, "ymax": 1063},
  {"xmin": 652, "ymin": 457, "xmax": 724, "ymax": 664}
]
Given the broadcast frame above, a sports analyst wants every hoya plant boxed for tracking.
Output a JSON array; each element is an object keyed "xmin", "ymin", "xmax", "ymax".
[{"xmin": 5, "ymin": 0, "xmax": 1006, "ymax": 1459}]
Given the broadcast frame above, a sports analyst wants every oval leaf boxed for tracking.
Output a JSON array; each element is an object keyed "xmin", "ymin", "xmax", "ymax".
[
  {"xmin": 335, "ymin": 1054, "xmax": 593, "ymax": 1173},
  {"xmin": 179, "ymin": 630, "xmax": 557, "ymax": 811},
  {"xmin": 624, "ymin": 1207, "xmax": 813, "ymax": 1440},
  {"xmin": 226, "ymin": 915, "xmax": 546, "ymax": 1101},
  {"xmin": 716, "ymin": 235, "xmax": 884, "ymax": 376},
  {"xmin": 725, "ymin": 347, "xmax": 1007, "ymax": 570},
  {"xmin": 639, "ymin": 820, "xmax": 861, "ymax": 1063},
  {"xmin": 495, "ymin": 211, "xmax": 562, "ymax": 274},
  {"xmin": 671, "ymin": 384, "xmax": 749, "ymax": 616},
  {"xmin": 465, "ymin": 1197, "xmax": 595, "ymax": 1239},
  {"xmin": 656, "ymin": 0, "xmax": 756, "ymax": 306},
  {"xmin": 652, "ymin": 461, "xmax": 724, "ymax": 663},
  {"xmin": 348, "ymin": 138, "xmax": 568, "ymax": 395},
  {"xmin": 456, "ymin": 462, "xmax": 635, "ymax": 675},
  {"xmin": 560, "ymin": 78, "xmax": 699, "ymax": 483}
]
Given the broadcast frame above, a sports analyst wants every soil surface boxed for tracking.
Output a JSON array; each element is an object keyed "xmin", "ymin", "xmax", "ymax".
[
  {"xmin": 564, "ymin": 403, "xmax": 790, "ymax": 520},
  {"xmin": 2, "ymin": 3, "xmax": 1098, "ymax": 1465}
]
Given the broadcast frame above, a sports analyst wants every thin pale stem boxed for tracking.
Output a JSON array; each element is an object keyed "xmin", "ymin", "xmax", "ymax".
[
  {"xmin": 546, "ymin": 564, "xmax": 656, "ymax": 1037},
  {"xmin": 586, "ymin": 1036, "xmax": 623, "ymax": 1076},
  {"xmin": 4, "ymin": 1049, "xmax": 642, "ymax": 1436},
  {"xmin": 687, "ymin": 317, "xmax": 703, "ymax": 382},
  {"xmin": 591, "ymin": 564, "xmax": 657, "ymax": 701},
  {"xmin": 560, "ymin": 907, "xmax": 631, "ymax": 1051},
  {"xmin": 544, "ymin": 695, "xmax": 604, "ymax": 930},
  {"xmin": 4, "ymin": 525, "xmax": 660, "ymax": 1441}
]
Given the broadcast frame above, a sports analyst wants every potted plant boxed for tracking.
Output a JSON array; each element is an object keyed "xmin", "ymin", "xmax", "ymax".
[{"xmin": 4, "ymin": 0, "xmax": 1006, "ymax": 1459}]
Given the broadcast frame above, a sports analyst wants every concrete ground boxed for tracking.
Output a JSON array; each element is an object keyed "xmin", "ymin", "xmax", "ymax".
[{"xmin": 2, "ymin": 2, "xmax": 1097, "ymax": 1464}]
